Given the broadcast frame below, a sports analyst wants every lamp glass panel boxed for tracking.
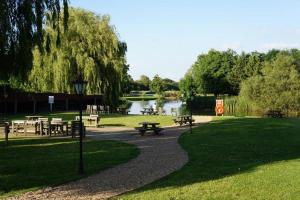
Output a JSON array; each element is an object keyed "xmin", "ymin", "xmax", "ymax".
[{"xmin": 75, "ymin": 83, "xmax": 83, "ymax": 95}]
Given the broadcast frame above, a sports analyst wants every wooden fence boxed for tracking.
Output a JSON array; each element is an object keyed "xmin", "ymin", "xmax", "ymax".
[{"xmin": 0, "ymin": 92, "xmax": 103, "ymax": 114}]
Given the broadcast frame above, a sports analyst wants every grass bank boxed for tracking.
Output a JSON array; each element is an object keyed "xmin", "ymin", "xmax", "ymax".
[
  {"xmin": 0, "ymin": 138, "xmax": 139, "ymax": 198},
  {"xmin": 118, "ymin": 117, "xmax": 300, "ymax": 199}
]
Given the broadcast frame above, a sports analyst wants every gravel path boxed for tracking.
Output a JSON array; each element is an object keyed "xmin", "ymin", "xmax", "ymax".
[{"xmin": 8, "ymin": 116, "xmax": 212, "ymax": 200}]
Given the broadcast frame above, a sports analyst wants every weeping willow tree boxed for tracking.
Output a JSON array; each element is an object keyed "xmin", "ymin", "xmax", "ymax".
[
  {"xmin": 28, "ymin": 8, "xmax": 128, "ymax": 105},
  {"xmin": 0, "ymin": 0, "xmax": 68, "ymax": 85}
]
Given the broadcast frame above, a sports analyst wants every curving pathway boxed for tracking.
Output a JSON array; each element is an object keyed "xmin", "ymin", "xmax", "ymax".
[{"xmin": 8, "ymin": 116, "xmax": 212, "ymax": 200}]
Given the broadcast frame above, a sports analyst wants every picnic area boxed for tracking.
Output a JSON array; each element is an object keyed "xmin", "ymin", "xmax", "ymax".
[{"xmin": 2, "ymin": 0, "xmax": 300, "ymax": 199}]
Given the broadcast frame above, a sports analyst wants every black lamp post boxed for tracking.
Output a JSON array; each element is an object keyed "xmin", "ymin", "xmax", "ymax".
[
  {"xmin": 3, "ymin": 86, "xmax": 8, "ymax": 114},
  {"xmin": 189, "ymin": 94, "xmax": 194, "ymax": 134},
  {"xmin": 189, "ymin": 80, "xmax": 195, "ymax": 134},
  {"xmin": 73, "ymin": 73, "xmax": 87, "ymax": 175}
]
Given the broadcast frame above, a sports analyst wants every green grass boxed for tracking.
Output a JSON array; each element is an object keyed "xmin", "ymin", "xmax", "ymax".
[
  {"xmin": 100, "ymin": 114, "xmax": 174, "ymax": 127},
  {"xmin": 5, "ymin": 112, "xmax": 174, "ymax": 128},
  {"xmin": 0, "ymin": 138, "xmax": 139, "ymax": 198},
  {"xmin": 118, "ymin": 117, "xmax": 300, "ymax": 200}
]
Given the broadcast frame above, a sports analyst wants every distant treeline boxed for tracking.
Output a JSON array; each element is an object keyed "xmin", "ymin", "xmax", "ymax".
[
  {"xmin": 181, "ymin": 49, "xmax": 300, "ymax": 115},
  {"xmin": 123, "ymin": 74, "xmax": 179, "ymax": 94}
]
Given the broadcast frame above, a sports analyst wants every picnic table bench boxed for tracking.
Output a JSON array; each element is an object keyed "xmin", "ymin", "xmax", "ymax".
[
  {"xmin": 140, "ymin": 108, "xmax": 158, "ymax": 115},
  {"xmin": 265, "ymin": 110, "xmax": 285, "ymax": 118},
  {"xmin": 0, "ymin": 118, "xmax": 10, "ymax": 144},
  {"xmin": 117, "ymin": 107, "xmax": 129, "ymax": 115},
  {"xmin": 76, "ymin": 115, "xmax": 100, "ymax": 127},
  {"xmin": 173, "ymin": 115, "xmax": 195, "ymax": 126},
  {"xmin": 135, "ymin": 122, "xmax": 164, "ymax": 136}
]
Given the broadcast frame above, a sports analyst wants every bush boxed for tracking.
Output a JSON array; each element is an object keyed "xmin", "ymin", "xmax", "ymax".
[{"xmin": 238, "ymin": 54, "xmax": 300, "ymax": 116}]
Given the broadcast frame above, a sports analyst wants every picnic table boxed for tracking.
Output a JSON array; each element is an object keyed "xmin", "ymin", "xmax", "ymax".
[
  {"xmin": 140, "ymin": 108, "xmax": 158, "ymax": 115},
  {"xmin": 0, "ymin": 118, "xmax": 10, "ymax": 143},
  {"xmin": 265, "ymin": 110, "xmax": 285, "ymax": 118},
  {"xmin": 117, "ymin": 107, "xmax": 129, "ymax": 115},
  {"xmin": 50, "ymin": 120, "xmax": 69, "ymax": 136},
  {"xmin": 173, "ymin": 115, "xmax": 195, "ymax": 126},
  {"xmin": 75, "ymin": 115, "xmax": 100, "ymax": 127},
  {"xmin": 11, "ymin": 120, "xmax": 27, "ymax": 135},
  {"xmin": 135, "ymin": 122, "xmax": 164, "ymax": 136}
]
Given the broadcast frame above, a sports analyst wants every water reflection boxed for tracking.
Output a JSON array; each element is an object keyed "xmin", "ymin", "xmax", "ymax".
[{"xmin": 128, "ymin": 100, "xmax": 183, "ymax": 115}]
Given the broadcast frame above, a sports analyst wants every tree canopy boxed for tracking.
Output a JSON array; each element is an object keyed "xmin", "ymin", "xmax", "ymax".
[
  {"xmin": 181, "ymin": 48, "xmax": 300, "ymax": 114},
  {"xmin": 0, "ymin": 0, "xmax": 68, "ymax": 83},
  {"xmin": 136, "ymin": 75, "xmax": 151, "ymax": 90},
  {"xmin": 28, "ymin": 8, "xmax": 128, "ymax": 105},
  {"xmin": 240, "ymin": 54, "xmax": 300, "ymax": 112},
  {"xmin": 150, "ymin": 74, "xmax": 165, "ymax": 96},
  {"xmin": 181, "ymin": 49, "xmax": 300, "ymax": 96}
]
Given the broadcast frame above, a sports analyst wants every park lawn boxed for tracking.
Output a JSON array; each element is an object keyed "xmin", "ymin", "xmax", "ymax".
[
  {"xmin": 100, "ymin": 114, "xmax": 174, "ymax": 127},
  {"xmin": 118, "ymin": 117, "xmax": 300, "ymax": 200},
  {"xmin": 0, "ymin": 138, "xmax": 139, "ymax": 198},
  {"xmin": 5, "ymin": 112, "xmax": 174, "ymax": 128}
]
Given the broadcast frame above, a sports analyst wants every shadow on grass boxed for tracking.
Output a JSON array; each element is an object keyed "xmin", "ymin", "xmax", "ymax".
[
  {"xmin": 124, "ymin": 117, "xmax": 300, "ymax": 194},
  {"xmin": 0, "ymin": 138, "xmax": 138, "ymax": 198}
]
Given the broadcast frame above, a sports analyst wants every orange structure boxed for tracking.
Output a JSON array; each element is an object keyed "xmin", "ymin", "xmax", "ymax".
[{"xmin": 215, "ymin": 99, "xmax": 224, "ymax": 116}]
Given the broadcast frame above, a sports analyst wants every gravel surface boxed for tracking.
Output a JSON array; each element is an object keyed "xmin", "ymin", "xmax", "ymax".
[{"xmin": 7, "ymin": 116, "xmax": 212, "ymax": 200}]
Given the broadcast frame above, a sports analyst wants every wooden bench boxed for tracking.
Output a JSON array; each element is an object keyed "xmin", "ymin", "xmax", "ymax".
[
  {"xmin": 135, "ymin": 122, "xmax": 164, "ymax": 136},
  {"xmin": 71, "ymin": 120, "xmax": 86, "ymax": 138},
  {"xmin": 135, "ymin": 127, "xmax": 164, "ymax": 136},
  {"xmin": 76, "ymin": 115, "xmax": 100, "ymax": 127},
  {"xmin": 265, "ymin": 110, "xmax": 285, "ymax": 118},
  {"xmin": 173, "ymin": 116, "xmax": 195, "ymax": 126},
  {"xmin": 0, "ymin": 118, "xmax": 10, "ymax": 144}
]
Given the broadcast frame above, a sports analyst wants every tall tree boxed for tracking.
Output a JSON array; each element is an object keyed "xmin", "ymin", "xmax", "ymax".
[
  {"xmin": 191, "ymin": 49, "xmax": 236, "ymax": 96},
  {"xmin": 150, "ymin": 74, "xmax": 165, "ymax": 96},
  {"xmin": 28, "ymin": 8, "xmax": 128, "ymax": 105},
  {"xmin": 163, "ymin": 78, "xmax": 179, "ymax": 91},
  {"xmin": 0, "ymin": 0, "xmax": 68, "ymax": 84},
  {"xmin": 136, "ymin": 75, "xmax": 151, "ymax": 90}
]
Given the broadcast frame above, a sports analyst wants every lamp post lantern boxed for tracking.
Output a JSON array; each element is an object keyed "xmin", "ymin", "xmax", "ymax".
[{"xmin": 73, "ymin": 73, "xmax": 87, "ymax": 175}]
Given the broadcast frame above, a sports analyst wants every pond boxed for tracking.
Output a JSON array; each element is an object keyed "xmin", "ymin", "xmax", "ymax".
[{"xmin": 128, "ymin": 100, "xmax": 183, "ymax": 115}]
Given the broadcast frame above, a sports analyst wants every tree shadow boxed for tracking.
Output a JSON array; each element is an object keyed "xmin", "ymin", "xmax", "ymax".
[
  {"xmin": 0, "ymin": 138, "xmax": 138, "ymax": 198},
  {"xmin": 126, "ymin": 117, "xmax": 300, "ymax": 194}
]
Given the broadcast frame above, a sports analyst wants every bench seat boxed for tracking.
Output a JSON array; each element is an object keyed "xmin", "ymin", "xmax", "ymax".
[{"xmin": 134, "ymin": 127, "xmax": 164, "ymax": 136}]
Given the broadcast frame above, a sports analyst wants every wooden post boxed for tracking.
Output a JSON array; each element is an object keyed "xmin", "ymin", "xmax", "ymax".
[
  {"xmin": 33, "ymin": 99, "xmax": 36, "ymax": 114},
  {"xmin": 14, "ymin": 99, "xmax": 18, "ymax": 114},
  {"xmin": 65, "ymin": 98, "xmax": 69, "ymax": 111},
  {"xmin": 5, "ymin": 123, "xmax": 9, "ymax": 145}
]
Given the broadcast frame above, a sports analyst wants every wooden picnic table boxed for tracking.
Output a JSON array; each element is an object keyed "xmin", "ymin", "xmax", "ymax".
[
  {"xmin": 135, "ymin": 122, "xmax": 163, "ymax": 136},
  {"xmin": 50, "ymin": 120, "xmax": 69, "ymax": 136},
  {"xmin": 11, "ymin": 120, "xmax": 27, "ymax": 135},
  {"xmin": 11, "ymin": 119, "xmax": 42, "ymax": 135},
  {"xmin": 173, "ymin": 115, "xmax": 194, "ymax": 126},
  {"xmin": 117, "ymin": 107, "xmax": 129, "ymax": 115},
  {"xmin": 140, "ymin": 108, "xmax": 158, "ymax": 115},
  {"xmin": 76, "ymin": 115, "xmax": 100, "ymax": 127},
  {"xmin": 265, "ymin": 110, "xmax": 285, "ymax": 118}
]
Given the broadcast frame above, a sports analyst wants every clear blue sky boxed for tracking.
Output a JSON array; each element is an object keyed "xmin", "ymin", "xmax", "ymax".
[{"xmin": 70, "ymin": 0, "xmax": 300, "ymax": 81}]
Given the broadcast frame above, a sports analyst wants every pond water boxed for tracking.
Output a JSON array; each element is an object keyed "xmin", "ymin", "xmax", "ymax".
[{"xmin": 128, "ymin": 100, "xmax": 183, "ymax": 115}]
